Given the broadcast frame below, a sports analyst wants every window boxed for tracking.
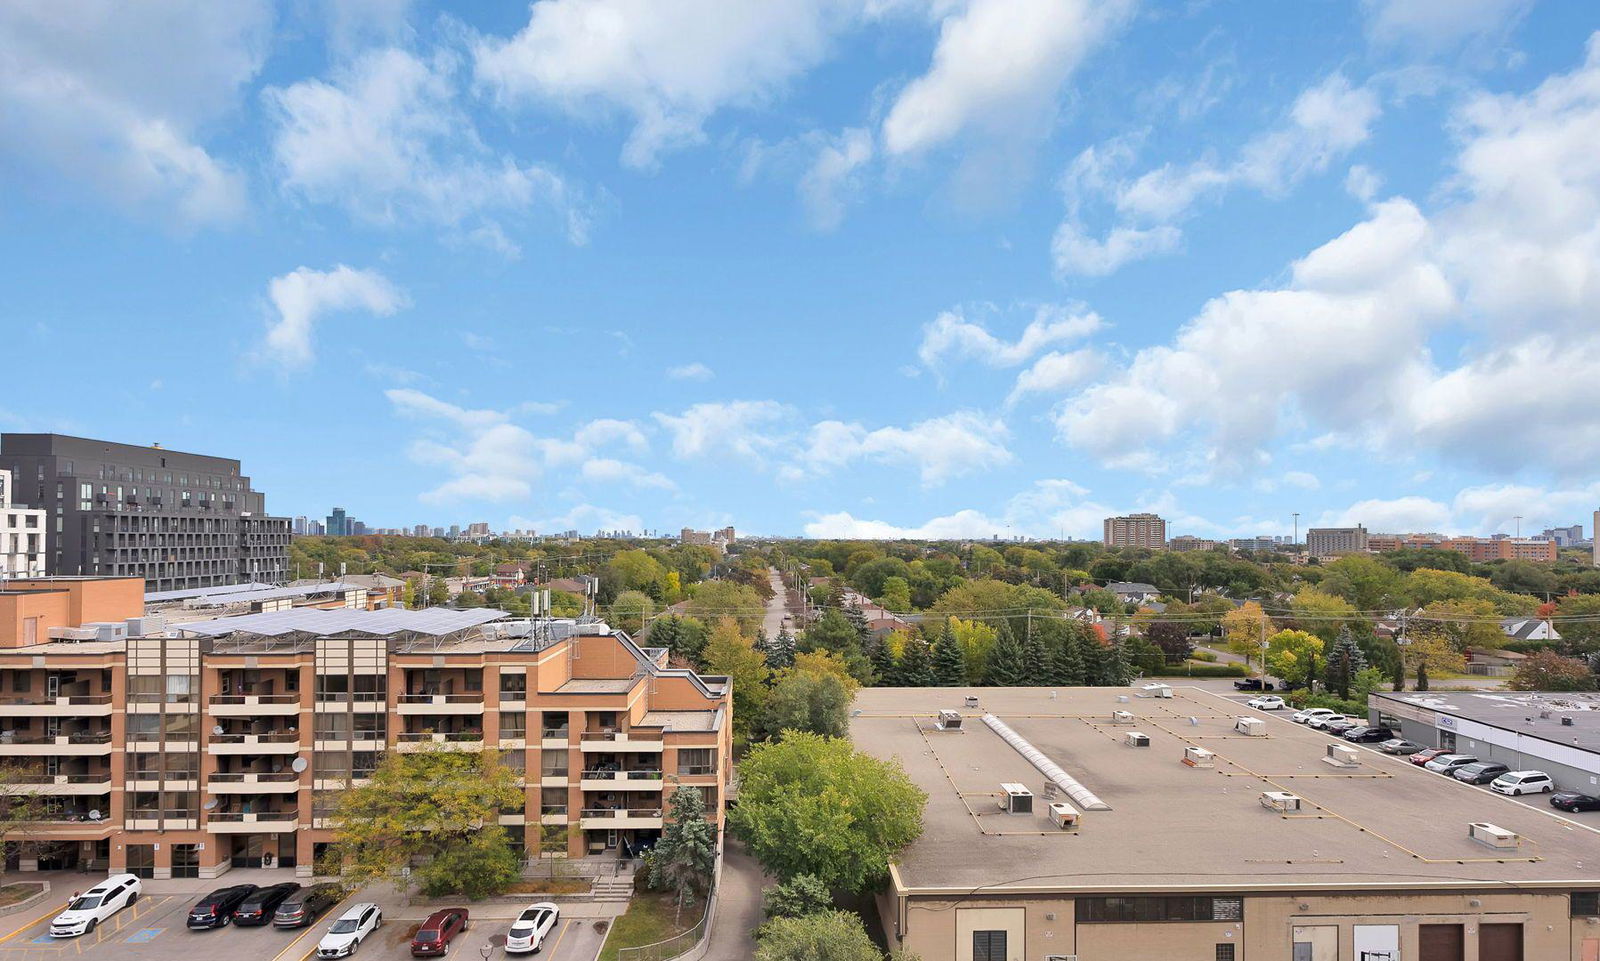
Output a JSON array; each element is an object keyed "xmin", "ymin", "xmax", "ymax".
[
  {"xmin": 678, "ymin": 748, "xmax": 715, "ymax": 776},
  {"xmin": 1574, "ymin": 892, "xmax": 1600, "ymax": 916},
  {"xmin": 972, "ymin": 930, "xmax": 1006, "ymax": 961},
  {"xmin": 1215, "ymin": 945, "xmax": 1236, "ymax": 961},
  {"xmin": 500, "ymin": 712, "xmax": 527, "ymax": 739},
  {"xmin": 1075, "ymin": 896, "xmax": 1244, "ymax": 923}
]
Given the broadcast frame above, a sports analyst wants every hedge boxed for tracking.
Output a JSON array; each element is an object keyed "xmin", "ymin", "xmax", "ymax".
[
  {"xmin": 1284, "ymin": 690, "xmax": 1369, "ymax": 717},
  {"xmin": 1142, "ymin": 662, "xmax": 1248, "ymax": 678}
]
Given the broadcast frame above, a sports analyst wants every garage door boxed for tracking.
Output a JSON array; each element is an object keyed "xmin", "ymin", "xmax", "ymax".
[
  {"xmin": 1419, "ymin": 924, "xmax": 1464, "ymax": 961},
  {"xmin": 1479, "ymin": 923, "xmax": 1523, "ymax": 961}
]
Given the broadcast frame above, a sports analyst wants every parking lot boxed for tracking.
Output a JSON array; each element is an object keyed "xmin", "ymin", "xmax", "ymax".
[{"xmin": 0, "ymin": 891, "xmax": 609, "ymax": 961}]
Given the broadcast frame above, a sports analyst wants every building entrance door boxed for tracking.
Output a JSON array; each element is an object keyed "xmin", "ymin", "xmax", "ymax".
[
  {"xmin": 1479, "ymin": 923, "xmax": 1523, "ymax": 961},
  {"xmin": 1419, "ymin": 923, "xmax": 1464, "ymax": 961}
]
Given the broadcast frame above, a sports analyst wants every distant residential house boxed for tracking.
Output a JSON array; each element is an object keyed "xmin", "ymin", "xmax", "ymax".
[
  {"xmin": 1467, "ymin": 646, "xmax": 1529, "ymax": 668},
  {"xmin": 1500, "ymin": 617, "xmax": 1562, "ymax": 642},
  {"xmin": 1105, "ymin": 581, "xmax": 1163, "ymax": 605}
]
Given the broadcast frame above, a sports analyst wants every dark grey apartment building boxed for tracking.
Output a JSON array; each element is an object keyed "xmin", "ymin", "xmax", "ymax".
[{"xmin": 0, "ymin": 434, "xmax": 291, "ymax": 591}]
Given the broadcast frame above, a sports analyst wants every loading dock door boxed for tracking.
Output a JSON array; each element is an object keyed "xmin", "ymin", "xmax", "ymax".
[
  {"xmin": 1479, "ymin": 923, "xmax": 1523, "ymax": 961},
  {"xmin": 1420, "ymin": 924, "xmax": 1464, "ymax": 961}
]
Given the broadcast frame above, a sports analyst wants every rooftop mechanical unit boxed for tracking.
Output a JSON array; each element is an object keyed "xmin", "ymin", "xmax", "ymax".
[
  {"xmin": 1260, "ymin": 791, "xmax": 1302, "ymax": 813},
  {"xmin": 1141, "ymin": 683, "xmax": 1173, "ymax": 698},
  {"xmin": 935, "ymin": 710, "xmax": 964, "ymax": 732},
  {"xmin": 1234, "ymin": 716, "xmax": 1266, "ymax": 736},
  {"xmin": 1111, "ymin": 710, "xmax": 1134, "ymax": 725},
  {"xmin": 1182, "ymin": 746, "xmax": 1215, "ymax": 768},
  {"xmin": 1124, "ymin": 731, "xmax": 1150, "ymax": 748},
  {"xmin": 964, "ymin": 695, "xmax": 980, "ymax": 708},
  {"xmin": 1323, "ymin": 744, "xmax": 1361, "ymax": 768},
  {"xmin": 998, "ymin": 782, "xmax": 1034, "ymax": 815},
  {"xmin": 1468, "ymin": 821, "xmax": 1520, "ymax": 849},
  {"xmin": 1047, "ymin": 800, "xmax": 1080, "ymax": 831}
]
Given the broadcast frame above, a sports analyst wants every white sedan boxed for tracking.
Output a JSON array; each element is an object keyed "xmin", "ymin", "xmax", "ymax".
[
  {"xmin": 1293, "ymin": 707, "xmax": 1337, "ymax": 724},
  {"xmin": 1247, "ymin": 695, "xmax": 1286, "ymax": 710},
  {"xmin": 505, "ymin": 902, "xmax": 560, "ymax": 955}
]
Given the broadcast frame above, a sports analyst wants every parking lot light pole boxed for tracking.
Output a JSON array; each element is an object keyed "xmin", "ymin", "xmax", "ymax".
[{"xmin": 481, "ymin": 943, "xmax": 495, "ymax": 961}]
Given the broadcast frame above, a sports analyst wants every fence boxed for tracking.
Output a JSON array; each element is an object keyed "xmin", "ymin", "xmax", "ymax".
[{"xmin": 617, "ymin": 841, "xmax": 726, "ymax": 961}]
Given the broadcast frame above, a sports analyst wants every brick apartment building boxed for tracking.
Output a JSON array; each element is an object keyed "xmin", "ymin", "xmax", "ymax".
[
  {"xmin": 1102, "ymin": 513, "xmax": 1167, "ymax": 549},
  {"xmin": 0, "ymin": 577, "xmax": 730, "ymax": 879}
]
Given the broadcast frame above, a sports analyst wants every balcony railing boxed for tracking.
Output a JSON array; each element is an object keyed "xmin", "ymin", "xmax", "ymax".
[
  {"xmin": 314, "ymin": 691, "xmax": 387, "ymax": 704},
  {"xmin": 208, "ymin": 810, "xmax": 298, "ymax": 823},
  {"xmin": 678, "ymin": 765, "xmax": 716, "ymax": 776},
  {"xmin": 209, "ymin": 693, "xmax": 299, "ymax": 706},
  {"xmin": 540, "ymin": 804, "xmax": 567, "ymax": 816},
  {"xmin": 209, "ymin": 771, "xmax": 299, "ymax": 783},
  {"xmin": 580, "ymin": 807, "xmax": 663, "ymax": 819},
  {"xmin": 0, "ymin": 693, "xmax": 113, "ymax": 706},
  {"xmin": 541, "ymin": 769, "xmax": 570, "ymax": 779},
  {"xmin": 396, "ymin": 731, "xmax": 484, "ymax": 743},
  {"xmin": 12, "ymin": 773, "xmax": 113, "ymax": 785},
  {"xmin": 398, "ymin": 693, "xmax": 485, "ymax": 705},
  {"xmin": 208, "ymin": 730, "xmax": 300, "ymax": 744},
  {"xmin": 541, "ymin": 728, "xmax": 570, "ymax": 739},
  {"xmin": 126, "ymin": 809, "xmax": 193, "ymax": 821},
  {"xmin": 580, "ymin": 729, "xmax": 664, "ymax": 742},
  {"xmin": 582, "ymin": 769, "xmax": 664, "ymax": 781},
  {"xmin": 0, "ymin": 731, "xmax": 113, "ymax": 745}
]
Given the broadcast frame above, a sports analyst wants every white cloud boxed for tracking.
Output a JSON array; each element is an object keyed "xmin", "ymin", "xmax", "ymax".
[
  {"xmin": 652, "ymin": 401, "xmax": 792, "ymax": 461},
  {"xmin": 881, "ymin": 0, "xmax": 1133, "ymax": 157},
  {"xmin": 263, "ymin": 266, "xmax": 408, "ymax": 368},
  {"xmin": 918, "ymin": 304, "xmax": 1101, "ymax": 369},
  {"xmin": 803, "ymin": 508, "xmax": 1006, "ymax": 539},
  {"xmin": 386, "ymin": 387, "xmax": 507, "ymax": 431},
  {"xmin": 1281, "ymin": 471, "xmax": 1322, "ymax": 491},
  {"xmin": 1006, "ymin": 349, "xmax": 1101, "ymax": 406},
  {"xmin": 580, "ymin": 458, "xmax": 676, "ymax": 490},
  {"xmin": 474, "ymin": 0, "xmax": 861, "ymax": 168},
  {"xmin": 0, "ymin": 0, "xmax": 269, "ymax": 227},
  {"xmin": 788, "ymin": 411, "xmax": 1011, "ymax": 486},
  {"xmin": 798, "ymin": 127, "xmax": 873, "ymax": 230},
  {"xmin": 510, "ymin": 505, "xmax": 646, "ymax": 536},
  {"xmin": 1360, "ymin": 0, "xmax": 1532, "ymax": 56},
  {"xmin": 1050, "ymin": 222, "xmax": 1181, "ymax": 276},
  {"xmin": 1345, "ymin": 164, "xmax": 1383, "ymax": 202},
  {"xmin": 803, "ymin": 477, "xmax": 1116, "ymax": 539},
  {"xmin": 666, "ymin": 362, "xmax": 715, "ymax": 381},
  {"xmin": 266, "ymin": 47, "xmax": 588, "ymax": 250},
  {"xmin": 1319, "ymin": 496, "xmax": 1453, "ymax": 534}
]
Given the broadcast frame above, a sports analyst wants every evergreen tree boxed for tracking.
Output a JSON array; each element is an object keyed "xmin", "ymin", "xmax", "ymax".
[
  {"xmin": 1324, "ymin": 626, "xmax": 1369, "ymax": 700},
  {"xmin": 1048, "ymin": 625, "xmax": 1086, "ymax": 685},
  {"xmin": 1101, "ymin": 638, "xmax": 1133, "ymax": 686},
  {"xmin": 1021, "ymin": 624, "xmax": 1048, "ymax": 680},
  {"xmin": 1079, "ymin": 635, "xmax": 1106, "ymax": 686},
  {"xmin": 650, "ymin": 615, "xmax": 682, "ymax": 655},
  {"xmin": 868, "ymin": 636, "xmax": 897, "ymax": 686},
  {"xmin": 649, "ymin": 786, "xmax": 718, "ymax": 922},
  {"xmin": 982, "ymin": 621, "xmax": 1030, "ymax": 686},
  {"xmin": 766, "ymin": 627, "xmax": 797, "ymax": 672},
  {"xmin": 931, "ymin": 625, "xmax": 966, "ymax": 686},
  {"xmin": 897, "ymin": 635, "xmax": 936, "ymax": 687},
  {"xmin": 844, "ymin": 604, "xmax": 874, "ymax": 647}
]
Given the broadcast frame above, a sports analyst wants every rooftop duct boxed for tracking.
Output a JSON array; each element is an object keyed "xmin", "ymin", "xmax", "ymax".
[{"xmin": 981, "ymin": 714, "xmax": 1110, "ymax": 811}]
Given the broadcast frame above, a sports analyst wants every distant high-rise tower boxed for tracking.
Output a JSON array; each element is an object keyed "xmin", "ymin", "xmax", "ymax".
[
  {"xmin": 1103, "ymin": 513, "xmax": 1167, "ymax": 549},
  {"xmin": 327, "ymin": 507, "xmax": 348, "ymax": 537}
]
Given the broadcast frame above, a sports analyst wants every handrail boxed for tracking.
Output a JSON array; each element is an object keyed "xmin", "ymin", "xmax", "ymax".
[
  {"xmin": 398, "ymin": 693, "xmax": 485, "ymax": 704},
  {"xmin": 582, "ymin": 769, "xmax": 664, "ymax": 780},
  {"xmin": 209, "ymin": 810, "xmax": 298, "ymax": 823},
  {"xmin": 580, "ymin": 729, "xmax": 664, "ymax": 742},
  {"xmin": 579, "ymin": 807, "xmax": 663, "ymax": 819},
  {"xmin": 210, "ymin": 693, "xmax": 299, "ymax": 705}
]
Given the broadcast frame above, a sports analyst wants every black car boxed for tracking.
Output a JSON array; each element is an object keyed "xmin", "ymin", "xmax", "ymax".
[
  {"xmin": 1233, "ymin": 678, "xmax": 1273, "ymax": 691},
  {"xmin": 1453, "ymin": 761, "xmax": 1511, "ymax": 785},
  {"xmin": 273, "ymin": 883, "xmax": 343, "ymax": 929},
  {"xmin": 187, "ymin": 884, "xmax": 259, "ymax": 930},
  {"xmin": 1552, "ymin": 792, "xmax": 1600, "ymax": 813},
  {"xmin": 232, "ymin": 883, "xmax": 300, "ymax": 927},
  {"xmin": 1342, "ymin": 726, "xmax": 1394, "ymax": 743}
]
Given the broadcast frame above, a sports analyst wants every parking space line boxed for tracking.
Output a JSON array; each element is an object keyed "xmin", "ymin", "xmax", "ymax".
[
  {"xmin": 0, "ymin": 902, "xmax": 66, "ymax": 945},
  {"xmin": 267, "ymin": 894, "xmax": 355, "ymax": 961},
  {"xmin": 547, "ymin": 919, "xmax": 573, "ymax": 958}
]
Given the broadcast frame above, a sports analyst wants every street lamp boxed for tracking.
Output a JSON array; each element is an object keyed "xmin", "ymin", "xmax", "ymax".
[{"xmin": 480, "ymin": 943, "xmax": 495, "ymax": 961}]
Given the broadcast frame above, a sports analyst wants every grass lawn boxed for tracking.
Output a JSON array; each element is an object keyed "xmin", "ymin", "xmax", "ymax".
[
  {"xmin": 0, "ymin": 883, "xmax": 43, "ymax": 908},
  {"xmin": 597, "ymin": 890, "xmax": 700, "ymax": 961},
  {"xmin": 505, "ymin": 878, "xmax": 591, "ymax": 896}
]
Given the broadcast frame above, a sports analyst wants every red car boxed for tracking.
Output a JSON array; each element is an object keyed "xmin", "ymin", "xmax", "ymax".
[
  {"xmin": 410, "ymin": 908, "xmax": 469, "ymax": 957},
  {"xmin": 1409, "ymin": 748, "xmax": 1447, "ymax": 766}
]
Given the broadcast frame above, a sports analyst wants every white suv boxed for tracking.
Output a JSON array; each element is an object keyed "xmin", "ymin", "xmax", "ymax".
[
  {"xmin": 51, "ymin": 874, "xmax": 142, "ymax": 937},
  {"xmin": 1247, "ymin": 695, "xmax": 1286, "ymax": 710},
  {"xmin": 317, "ymin": 902, "xmax": 382, "ymax": 958},
  {"xmin": 505, "ymin": 902, "xmax": 560, "ymax": 955},
  {"xmin": 1293, "ymin": 707, "xmax": 1337, "ymax": 724}
]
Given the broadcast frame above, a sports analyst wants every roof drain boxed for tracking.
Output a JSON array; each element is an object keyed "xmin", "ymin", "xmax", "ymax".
[{"xmin": 982, "ymin": 713, "xmax": 1110, "ymax": 811}]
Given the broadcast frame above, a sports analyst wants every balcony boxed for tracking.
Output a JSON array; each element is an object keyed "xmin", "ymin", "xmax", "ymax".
[
  {"xmin": 540, "ymin": 771, "xmax": 570, "ymax": 788},
  {"xmin": 396, "ymin": 693, "xmax": 486, "ymax": 715},
  {"xmin": 209, "ymin": 771, "xmax": 301, "ymax": 794},
  {"xmin": 208, "ymin": 693, "xmax": 301, "ymax": 716},
  {"xmin": 580, "ymin": 769, "xmax": 665, "ymax": 792},
  {"xmin": 579, "ymin": 730, "xmax": 664, "ymax": 753},
  {"xmin": 539, "ymin": 805, "xmax": 568, "ymax": 825},
  {"xmin": 541, "ymin": 728, "xmax": 571, "ymax": 750},
  {"xmin": 395, "ymin": 731, "xmax": 485, "ymax": 753},
  {"xmin": 579, "ymin": 807, "xmax": 663, "ymax": 830},
  {"xmin": 498, "ymin": 812, "xmax": 527, "ymax": 826},
  {"xmin": 0, "ymin": 694, "xmax": 114, "ymax": 717},
  {"xmin": 206, "ymin": 810, "xmax": 299, "ymax": 833},
  {"xmin": 207, "ymin": 730, "xmax": 301, "ymax": 754},
  {"xmin": 314, "ymin": 692, "xmax": 387, "ymax": 712},
  {"xmin": 124, "ymin": 810, "xmax": 198, "ymax": 831},
  {"xmin": 0, "ymin": 732, "xmax": 114, "ymax": 755},
  {"xmin": 11, "ymin": 773, "xmax": 114, "ymax": 796}
]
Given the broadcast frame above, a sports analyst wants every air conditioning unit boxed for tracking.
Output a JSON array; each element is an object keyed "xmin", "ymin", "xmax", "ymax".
[
  {"xmin": 1183, "ymin": 746, "xmax": 1215, "ymax": 768},
  {"xmin": 964, "ymin": 695, "xmax": 980, "ymax": 708},
  {"xmin": 1124, "ymin": 731, "xmax": 1149, "ymax": 747},
  {"xmin": 998, "ymin": 783, "xmax": 1033, "ymax": 815},
  {"xmin": 935, "ymin": 710, "xmax": 963, "ymax": 732},
  {"xmin": 1234, "ymin": 717, "xmax": 1266, "ymax": 736},
  {"xmin": 1323, "ymin": 745, "xmax": 1360, "ymax": 769},
  {"xmin": 1260, "ymin": 791, "xmax": 1302, "ymax": 813},
  {"xmin": 1047, "ymin": 801, "xmax": 1079, "ymax": 831},
  {"xmin": 1469, "ymin": 822, "xmax": 1520, "ymax": 849},
  {"xmin": 1112, "ymin": 710, "xmax": 1134, "ymax": 725},
  {"xmin": 1141, "ymin": 683, "xmax": 1173, "ymax": 698}
]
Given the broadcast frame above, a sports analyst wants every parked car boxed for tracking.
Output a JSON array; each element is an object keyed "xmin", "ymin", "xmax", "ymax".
[
  {"xmin": 187, "ymin": 884, "xmax": 259, "ymax": 930},
  {"xmin": 233, "ymin": 883, "xmax": 300, "ymax": 927},
  {"xmin": 1323, "ymin": 718, "xmax": 1360, "ymax": 735},
  {"xmin": 1306, "ymin": 713, "xmax": 1350, "ymax": 730},
  {"xmin": 1234, "ymin": 678, "xmax": 1274, "ymax": 691},
  {"xmin": 317, "ymin": 903, "xmax": 382, "ymax": 959},
  {"xmin": 1293, "ymin": 708, "xmax": 1337, "ymax": 724},
  {"xmin": 1379, "ymin": 739, "xmax": 1423, "ymax": 754},
  {"xmin": 1342, "ymin": 726, "xmax": 1395, "ymax": 743},
  {"xmin": 1453, "ymin": 762, "xmax": 1511, "ymax": 785},
  {"xmin": 1552, "ymin": 792, "xmax": 1600, "ymax": 813},
  {"xmin": 1247, "ymin": 695, "xmax": 1286, "ymax": 710},
  {"xmin": 50, "ymin": 875, "xmax": 142, "ymax": 938},
  {"xmin": 1409, "ymin": 748, "xmax": 1448, "ymax": 766},
  {"xmin": 410, "ymin": 908, "xmax": 469, "ymax": 957},
  {"xmin": 274, "ymin": 884, "xmax": 343, "ymax": 928},
  {"xmin": 1491, "ymin": 771, "xmax": 1555, "ymax": 796},
  {"xmin": 1424, "ymin": 754, "xmax": 1480, "ymax": 774},
  {"xmin": 504, "ymin": 902, "xmax": 560, "ymax": 955}
]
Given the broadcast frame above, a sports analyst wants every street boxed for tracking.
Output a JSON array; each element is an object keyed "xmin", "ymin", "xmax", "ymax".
[{"xmin": 762, "ymin": 568, "xmax": 788, "ymax": 640}]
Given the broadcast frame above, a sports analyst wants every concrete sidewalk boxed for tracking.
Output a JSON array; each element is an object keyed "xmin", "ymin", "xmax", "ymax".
[{"xmin": 703, "ymin": 841, "xmax": 764, "ymax": 961}]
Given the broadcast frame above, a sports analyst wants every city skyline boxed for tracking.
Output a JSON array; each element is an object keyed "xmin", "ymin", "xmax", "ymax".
[{"xmin": 4, "ymin": 4, "xmax": 1600, "ymax": 540}]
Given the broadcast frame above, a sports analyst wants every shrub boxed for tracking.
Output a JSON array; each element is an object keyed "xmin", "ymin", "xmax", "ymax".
[
  {"xmin": 1190, "ymin": 649, "xmax": 1218, "ymax": 662},
  {"xmin": 1283, "ymin": 690, "xmax": 1367, "ymax": 717}
]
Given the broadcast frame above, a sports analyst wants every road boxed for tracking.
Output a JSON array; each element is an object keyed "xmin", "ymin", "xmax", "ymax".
[{"xmin": 762, "ymin": 568, "xmax": 788, "ymax": 640}]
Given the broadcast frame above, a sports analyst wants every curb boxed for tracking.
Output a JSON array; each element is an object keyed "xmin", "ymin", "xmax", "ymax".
[{"xmin": 0, "ymin": 882, "xmax": 52, "ymax": 918}]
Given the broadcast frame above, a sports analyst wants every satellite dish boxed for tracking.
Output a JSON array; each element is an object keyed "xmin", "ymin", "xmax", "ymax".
[
  {"xmin": 211, "ymin": 724, "xmax": 225, "ymax": 735},
  {"xmin": 203, "ymin": 798, "xmax": 219, "ymax": 811},
  {"xmin": 291, "ymin": 757, "xmax": 307, "ymax": 773},
  {"xmin": 88, "ymin": 810, "xmax": 101, "ymax": 821}
]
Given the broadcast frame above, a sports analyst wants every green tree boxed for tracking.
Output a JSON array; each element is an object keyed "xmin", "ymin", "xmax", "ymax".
[
  {"xmin": 416, "ymin": 827, "xmax": 521, "ymax": 900},
  {"xmin": 730, "ymin": 732, "xmax": 926, "ymax": 894},
  {"xmin": 426, "ymin": 577, "xmax": 451, "ymax": 607},
  {"xmin": 603, "ymin": 549, "xmax": 669, "ymax": 600},
  {"xmin": 1509, "ymin": 650, "xmax": 1595, "ymax": 692},
  {"xmin": 1143, "ymin": 620, "xmax": 1193, "ymax": 661},
  {"xmin": 754, "ymin": 910, "xmax": 881, "ymax": 961},
  {"xmin": 453, "ymin": 590, "xmax": 485, "ymax": 608},
  {"xmin": 1099, "ymin": 637, "xmax": 1132, "ymax": 686},
  {"xmin": 1047, "ymin": 624, "xmax": 1086, "ymax": 685},
  {"xmin": 1319, "ymin": 554, "xmax": 1408, "ymax": 611},
  {"xmin": 648, "ymin": 786, "xmax": 718, "ymax": 921},
  {"xmin": 761, "ymin": 670, "xmax": 852, "ymax": 739},
  {"xmin": 1400, "ymin": 625, "xmax": 1466, "ymax": 691},
  {"xmin": 946, "ymin": 617, "xmax": 999, "ymax": 684},
  {"xmin": 930, "ymin": 624, "xmax": 966, "ymax": 686},
  {"xmin": 896, "ymin": 634, "xmax": 936, "ymax": 687},
  {"xmin": 609, "ymin": 590, "xmax": 655, "ymax": 635},
  {"xmin": 1287, "ymin": 588, "xmax": 1363, "ymax": 645},
  {"xmin": 878, "ymin": 576, "xmax": 913, "ymax": 613},
  {"xmin": 323, "ymin": 743, "xmax": 523, "ymax": 895},
  {"xmin": 982, "ymin": 621, "xmax": 1029, "ymax": 686},
  {"xmin": 401, "ymin": 579, "xmax": 418, "ymax": 610},
  {"xmin": 1419, "ymin": 599, "xmax": 1507, "ymax": 652},
  {"xmin": 701, "ymin": 618, "xmax": 770, "ymax": 741},
  {"xmin": 766, "ymin": 627, "xmax": 797, "ymax": 672},
  {"xmin": 763, "ymin": 874, "xmax": 833, "ymax": 921},
  {"xmin": 1223, "ymin": 601, "xmax": 1272, "ymax": 674},
  {"xmin": 1557, "ymin": 595, "xmax": 1600, "ymax": 655},
  {"xmin": 1265, "ymin": 629, "xmax": 1325, "ymax": 690},
  {"xmin": 686, "ymin": 581, "xmax": 766, "ymax": 634},
  {"xmin": 1323, "ymin": 627, "xmax": 1368, "ymax": 700},
  {"xmin": 0, "ymin": 764, "xmax": 47, "ymax": 880}
]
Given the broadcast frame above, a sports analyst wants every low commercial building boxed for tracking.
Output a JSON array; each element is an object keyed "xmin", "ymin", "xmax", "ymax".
[
  {"xmin": 1438, "ymin": 537, "xmax": 1559, "ymax": 563},
  {"xmin": 1168, "ymin": 535, "xmax": 1220, "ymax": 552},
  {"xmin": 0, "ymin": 583, "xmax": 730, "ymax": 879},
  {"xmin": 854, "ymin": 686, "xmax": 1600, "ymax": 961}
]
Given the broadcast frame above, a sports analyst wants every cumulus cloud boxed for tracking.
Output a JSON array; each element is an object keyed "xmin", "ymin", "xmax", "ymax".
[
  {"xmin": 580, "ymin": 458, "xmax": 676, "ymax": 490},
  {"xmin": 918, "ymin": 304, "xmax": 1101, "ymax": 370},
  {"xmin": 1005, "ymin": 349, "xmax": 1101, "ymax": 406},
  {"xmin": 0, "ymin": 0, "xmax": 269, "ymax": 227},
  {"xmin": 266, "ymin": 47, "xmax": 588, "ymax": 250},
  {"xmin": 666, "ymin": 362, "xmax": 715, "ymax": 381},
  {"xmin": 263, "ymin": 266, "xmax": 408, "ymax": 368},
  {"xmin": 1360, "ymin": 0, "xmax": 1532, "ymax": 57},
  {"xmin": 803, "ymin": 477, "xmax": 1116, "ymax": 539},
  {"xmin": 510, "ymin": 505, "xmax": 646, "ymax": 536},
  {"xmin": 652, "ymin": 401, "xmax": 792, "ymax": 461},
  {"xmin": 787, "ymin": 411, "xmax": 1011, "ymax": 486}
]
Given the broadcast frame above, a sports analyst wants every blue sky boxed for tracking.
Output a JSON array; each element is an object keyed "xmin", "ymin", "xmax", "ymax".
[{"xmin": 3, "ymin": 0, "xmax": 1600, "ymax": 540}]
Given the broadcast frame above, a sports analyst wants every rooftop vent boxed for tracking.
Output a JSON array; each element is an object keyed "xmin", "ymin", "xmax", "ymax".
[
  {"xmin": 935, "ymin": 710, "xmax": 964, "ymax": 732},
  {"xmin": 1260, "ymin": 791, "xmax": 1302, "ymax": 813},
  {"xmin": 1111, "ymin": 710, "xmax": 1134, "ymax": 725},
  {"xmin": 1323, "ymin": 744, "xmax": 1361, "ymax": 769},
  {"xmin": 1124, "ymin": 731, "xmax": 1150, "ymax": 748},
  {"xmin": 1468, "ymin": 821, "xmax": 1520, "ymax": 849},
  {"xmin": 998, "ymin": 782, "xmax": 1034, "ymax": 815},
  {"xmin": 1116, "ymin": 695, "xmax": 1131, "ymax": 703},
  {"xmin": 1234, "ymin": 717, "xmax": 1266, "ymax": 736},
  {"xmin": 1563, "ymin": 716, "xmax": 1575, "ymax": 727},
  {"xmin": 1141, "ymin": 683, "xmax": 1173, "ymax": 698},
  {"xmin": 1183, "ymin": 746, "xmax": 1215, "ymax": 768},
  {"xmin": 964, "ymin": 695, "xmax": 980, "ymax": 708},
  {"xmin": 1047, "ymin": 801, "xmax": 1080, "ymax": 831}
]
